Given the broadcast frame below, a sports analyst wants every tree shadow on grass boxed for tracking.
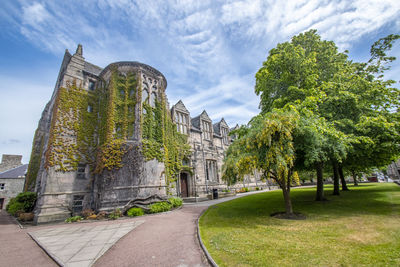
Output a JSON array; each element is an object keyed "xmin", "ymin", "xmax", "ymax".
[{"xmin": 201, "ymin": 183, "xmax": 400, "ymax": 229}]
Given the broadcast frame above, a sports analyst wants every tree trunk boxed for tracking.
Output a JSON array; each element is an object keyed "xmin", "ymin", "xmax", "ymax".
[
  {"xmin": 338, "ymin": 165, "xmax": 349, "ymax": 191},
  {"xmin": 352, "ymin": 170, "xmax": 359, "ymax": 186},
  {"xmin": 332, "ymin": 161, "xmax": 340, "ymax": 195},
  {"xmin": 281, "ymin": 183, "xmax": 293, "ymax": 215},
  {"xmin": 315, "ymin": 163, "xmax": 325, "ymax": 201}
]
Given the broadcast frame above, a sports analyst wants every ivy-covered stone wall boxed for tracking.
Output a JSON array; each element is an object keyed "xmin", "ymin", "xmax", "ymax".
[{"xmin": 30, "ymin": 60, "xmax": 191, "ymax": 218}]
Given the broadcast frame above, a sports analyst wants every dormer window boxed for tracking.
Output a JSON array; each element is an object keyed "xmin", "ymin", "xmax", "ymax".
[
  {"xmin": 176, "ymin": 111, "xmax": 188, "ymax": 134},
  {"xmin": 202, "ymin": 121, "xmax": 212, "ymax": 140}
]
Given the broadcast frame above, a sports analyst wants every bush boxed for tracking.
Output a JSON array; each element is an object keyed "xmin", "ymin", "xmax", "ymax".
[
  {"xmin": 168, "ymin": 197, "xmax": 183, "ymax": 208},
  {"xmin": 87, "ymin": 214, "xmax": 97, "ymax": 220},
  {"xmin": 255, "ymin": 187, "xmax": 260, "ymax": 191},
  {"xmin": 15, "ymin": 192, "xmax": 37, "ymax": 212},
  {"xmin": 127, "ymin": 207, "xmax": 144, "ymax": 217},
  {"xmin": 18, "ymin": 212, "xmax": 34, "ymax": 221},
  {"xmin": 108, "ymin": 208, "xmax": 122, "ymax": 220},
  {"xmin": 96, "ymin": 211, "xmax": 107, "ymax": 220},
  {"xmin": 81, "ymin": 209, "xmax": 94, "ymax": 218},
  {"xmin": 65, "ymin": 216, "xmax": 83, "ymax": 223},
  {"xmin": 148, "ymin": 201, "xmax": 172, "ymax": 213},
  {"xmin": 238, "ymin": 187, "xmax": 249, "ymax": 193},
  {"xmin": 6, "ymin": 192, "xmax": 37, "ymax": 216},
  {"xmin": 7, "ymin": 201, "xmax": 25, "ymax": 216}
]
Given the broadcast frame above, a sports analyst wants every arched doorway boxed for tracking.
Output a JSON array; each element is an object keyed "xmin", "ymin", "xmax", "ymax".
[{"xmin": 180, "ymin": 172, "xmax": 188, "ymax": 198}]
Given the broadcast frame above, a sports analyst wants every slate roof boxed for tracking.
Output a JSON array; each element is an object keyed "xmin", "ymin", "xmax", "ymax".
[
  {"xmin": 84, "ymin": 61, "xmax": 103, "ymax": 76},
  {"xmin": 191, "ymin": 115, "xmax": 201, "ymax": 129},
  {"xmin": 191, "ymin": 125, "xmax": 202, "ymax": 133},
  {"xmin": 213, "ymin": 121, "xmax": 221, "ymax": 135},
  {"xmin": 0, "ymin": 164, "xmax": 28, "ymax": 179},
  {"xmin": 213, "ymin": 118, "xmax": 229, "ymax": 136}
]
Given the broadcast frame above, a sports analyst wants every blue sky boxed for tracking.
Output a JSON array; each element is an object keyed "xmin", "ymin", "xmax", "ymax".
[{"xmin": 0, "ymin": 0, "xmax": 399, "ymax": 163}]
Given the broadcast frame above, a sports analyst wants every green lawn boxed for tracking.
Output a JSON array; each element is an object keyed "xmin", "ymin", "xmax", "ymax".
[{"xmin": 199, "ymin": 183, "xmax": 400, "ymax": 267}]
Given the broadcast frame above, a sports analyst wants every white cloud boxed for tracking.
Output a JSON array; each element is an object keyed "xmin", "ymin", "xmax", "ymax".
[
  {"xmin": 22, "ymin": 2, "xmax": 51, "ymax": 25},
  {"xmin": 0, "ymin": 0, "xmax": 400, "ymax": 158},
  {"xmin": 220, "ymin": 0, "xmax": 400, "ymax": 50}
]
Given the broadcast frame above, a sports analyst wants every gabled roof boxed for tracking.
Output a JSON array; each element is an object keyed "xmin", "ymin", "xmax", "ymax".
[
  {"xmin": 230, "ymin": 123, "xmax": 240, "ymax": 131},
  {"xmin": 0, "ymin": 164, "xmax": 28, "ymax": 179},
  {"xmin": 84, "ymin": 61, "xmax": 103, "ymax": 76},
  {"xmin": 200, "ymin": 110, "xmax": 211, "ymax": 121},
  {"xmin": 172, "ymin": 100, "xmax": 189, "ymax": 114},
  {"xmin": 213, "ymin": 118, "xmax": 229, "ymax": 135},
  {"xmin": 191, "ymin": 110, "xmax": 212, "ymax": 130}
]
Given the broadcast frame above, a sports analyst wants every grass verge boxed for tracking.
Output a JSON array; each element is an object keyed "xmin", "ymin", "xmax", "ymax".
[{"xmin": 199, "ymin": 183, "xmax": 400, "ymax": 266}]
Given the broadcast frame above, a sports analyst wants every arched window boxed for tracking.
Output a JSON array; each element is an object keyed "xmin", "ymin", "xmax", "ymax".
[
  {"xmin": 150, "ymin": 92, "xmax": 157, "ymax": 107},
  {"xmin": 142, "ymin": 89, "xmax": 148, "ymax": 103}
]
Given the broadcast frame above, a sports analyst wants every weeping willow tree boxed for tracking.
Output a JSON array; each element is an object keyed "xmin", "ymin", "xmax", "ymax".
[{"xmin": 223, "ymin": 107, "xmax": 300, "ymax": 215}]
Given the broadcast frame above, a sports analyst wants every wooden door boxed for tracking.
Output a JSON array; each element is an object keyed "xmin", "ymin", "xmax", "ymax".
[
  {"xmin": 180, "ymin": 173, "xmax": 188, "ymax": 198},
  {"xmin": 0, "ymin": 198, "xmax": 4, "ymax": 210}
]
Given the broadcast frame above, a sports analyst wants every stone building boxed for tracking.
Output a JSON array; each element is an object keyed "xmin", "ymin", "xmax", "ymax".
[
  {"xmin": 27, "ymin": 45, "xmax": 261, "ymax": 223},
  {"xmin": 0, "ymin": 155, "xmax": 27, "ymax": 209},
  {"xmin": 0, "ymin": 154, "xmax": 23, "ymax": 173},
  {"xmin": 387, "ymin": 159, "xmax": 400, "ymax": 180}
]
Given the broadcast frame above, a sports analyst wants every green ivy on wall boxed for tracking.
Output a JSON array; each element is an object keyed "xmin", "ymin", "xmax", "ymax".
[
  {"xmin": 141, "ymin": 94, "xmax": 191, "ymax": 195},
  {"xmin": 24, "ymin": 130, "xmax": 44, "ymax": 191},
  {"xmin": 45, "ymin": 80, "xmax": 97, "ymax": 172},
  {"xmin": 40, "ymin": 66, "xmax": 189, "ymax": 194},
  {"xmin": 95, "ymin": 68, "xmax": 137, "ymax": 173}
]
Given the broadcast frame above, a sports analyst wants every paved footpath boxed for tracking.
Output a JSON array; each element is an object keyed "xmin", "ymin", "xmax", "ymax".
[
  {"xmin": 0, "ymin": 210, "xmax": 57, "ymax": 267},
  {"xmin": 95, "ymin": 189, "xmax": 274, "ymax": 267},
  {"xmin": 0, "ymin": 189, "xmax": 275, "ymax": 267}
]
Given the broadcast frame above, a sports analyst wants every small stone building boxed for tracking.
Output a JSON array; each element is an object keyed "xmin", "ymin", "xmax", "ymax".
[
  {"xmin": 0, "ymin": 155, "xmax": 27, "ymax": 209},
  {"xmin": 26, "ymin": 45, "xmax": 263, "ymax": 224},
  {"xmin": 387, "ymin": 159, "xmax": 400, "ymax": 180}
]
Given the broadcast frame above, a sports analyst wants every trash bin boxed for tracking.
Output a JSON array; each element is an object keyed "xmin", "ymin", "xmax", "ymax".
[{"xmin": 213, "ymin": 188, "xmax": 218, "ymax": 199}]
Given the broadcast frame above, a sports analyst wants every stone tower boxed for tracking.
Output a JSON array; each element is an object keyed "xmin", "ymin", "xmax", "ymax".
[{"xmin": 27, "ymin": 45, "xmax": 177, "ymax": 224}]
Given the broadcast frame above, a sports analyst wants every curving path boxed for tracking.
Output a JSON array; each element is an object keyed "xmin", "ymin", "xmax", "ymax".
[
  {"xmin": 95, "ymin": 189, "xmax": 276, "ymax": 267},
  {"xmin": 0, "ymin": 189, "xmax": 276, "ymax": 267}
]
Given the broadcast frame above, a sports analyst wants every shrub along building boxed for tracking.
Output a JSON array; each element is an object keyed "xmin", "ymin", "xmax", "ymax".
[{"xmin": 26, "ymin": 45, "xmax": 261, "ymax": 223}]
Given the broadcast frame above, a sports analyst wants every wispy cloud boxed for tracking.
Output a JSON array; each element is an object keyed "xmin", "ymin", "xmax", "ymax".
[{"xmin": 0, "ymin": 0, "xmax": 399, "ymax": 160}]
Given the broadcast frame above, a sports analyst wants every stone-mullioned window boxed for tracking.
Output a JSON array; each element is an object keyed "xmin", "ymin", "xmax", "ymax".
[
  {"xmin": 221, "ymin": 127, "xmax": 229, "ymax": 144},
  {"xmin": 175, "ymin": 112, "xmax": 189, "ymax": 135},
  {"xmin": 206, "ymin": 160, "xmax": 217, "ymax": 181},
  {"xmin": 202, "ymin": 121, "xmax": 212, "ymax": 140}
]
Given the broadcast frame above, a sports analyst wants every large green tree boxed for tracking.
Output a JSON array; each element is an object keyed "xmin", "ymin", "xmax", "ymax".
[{"xmin": 255, "ymin": 30, "xmax": 400, "ymax": 199}]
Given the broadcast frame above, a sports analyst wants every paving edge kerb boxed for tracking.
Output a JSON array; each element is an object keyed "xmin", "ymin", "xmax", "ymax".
[
  {"xmin": 28, "ymin": 233, "xmax": 63, "ymax": 267},
  {"xmin": 197, "ymin": 208, "xmax": 218, "ymax": 267}
]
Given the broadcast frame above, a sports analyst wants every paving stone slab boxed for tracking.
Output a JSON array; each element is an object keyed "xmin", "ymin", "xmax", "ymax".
[{"xmin": 29, "ymin": 220, "xmax": 144, "ymax": 267}]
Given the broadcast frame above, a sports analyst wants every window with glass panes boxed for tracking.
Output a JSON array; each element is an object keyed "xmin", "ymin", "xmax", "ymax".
[
  {"xmin": 175, "ymin": 111, "xmax": 188, "ymax": 134},
  {"xmin": 206, "ymin": 160, "xmax": 217, "ymax": 181},
  {"xmin": 202, "ymin": 121, "xmax": 212, "ymax": 140},
  {"xmin": 221, "ymin": 127, "xmax": 229, "ymax": 144}
]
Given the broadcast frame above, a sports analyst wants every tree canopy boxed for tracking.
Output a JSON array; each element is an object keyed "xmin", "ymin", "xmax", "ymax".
[{"xmin": 223, "ymin": 29, "xmax": 400, "ymax": 211}]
